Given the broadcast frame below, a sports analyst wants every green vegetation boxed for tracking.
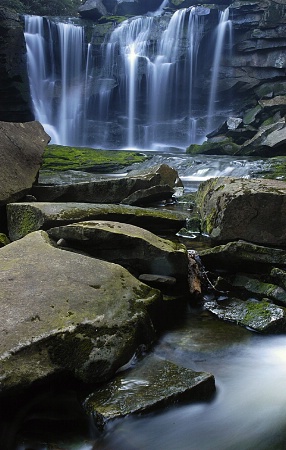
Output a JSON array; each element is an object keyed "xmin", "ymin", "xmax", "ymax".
[
  {"xmin": 186, "ymin": 138, "xmax": 240, "ymax": 156},
  {"xmin": 42, "ymin": 144, "xmax": 148, "ymax": 172},
  {"xmin": 2, "ymin": 0, "xmax": 82, "ymax": 16}
]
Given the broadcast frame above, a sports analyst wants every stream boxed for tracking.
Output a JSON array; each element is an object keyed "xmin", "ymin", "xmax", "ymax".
[{"xmin": 10, "ymin": 152, "xmax": 286, "ymax": 450}]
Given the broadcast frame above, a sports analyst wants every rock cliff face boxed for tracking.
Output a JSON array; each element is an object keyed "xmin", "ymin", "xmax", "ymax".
[{"xmin": 0, "ymin": 7, "xmax": 33, "ymax": 122}]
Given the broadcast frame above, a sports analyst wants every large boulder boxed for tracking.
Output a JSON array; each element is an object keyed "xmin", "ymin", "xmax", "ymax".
[
  {"xmin": 0, "ymin": 7, "xmax": 33, "ymax": 122},
  {"xmin": 196, "ymin": 177, "xmax": 286, "ymax": 245},
  {"xmin": 0, "ymin": 230, "xmax": 162, "ymax": 395},
  {"xmin": 0, "ymin": 121, "xmax": 50, "ymax": 206},
  {"xmin": 6, "ymin": 202, "xmax": 188, "ymax": 241},
  {"xmin": 47, "ymin": 220, "xmax": 189, "ymax": 283}
]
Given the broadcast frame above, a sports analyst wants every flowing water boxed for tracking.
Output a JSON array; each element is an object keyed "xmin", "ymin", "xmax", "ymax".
[
  {"xmin": 24, "ymin": 4, "xmax": 232, "ymax": 149},
  {"xmin": 13, "ymin": 311, "xmax": 286, "ymax": 450}
]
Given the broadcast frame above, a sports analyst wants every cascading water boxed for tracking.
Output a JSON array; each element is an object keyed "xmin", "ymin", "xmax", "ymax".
[
  {"xmin": 24, "ymin": 7, "xmax": 232, "ymax": 150},
  {"xmin": 24, "ymin": 16, "xmax": 85, "ymax": 146},
  {"xmin": 206, "ymin": 8, "xmax": 232, "ymax": 133}
]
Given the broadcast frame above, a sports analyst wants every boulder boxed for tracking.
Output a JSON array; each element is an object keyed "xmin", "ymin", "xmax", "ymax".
[
  {"xmin": 0, "ymin": 7, "xmax": 33, "ymax": 122},
  {"xmin": 196, "ymin": 177, "xmax": 286, "ymax": 245},
  {"xmin": 31, "ymin": 164, "xmax": 181, "ymax": 205},
  {"xmin": 0, "ymin": 121, "xmax": 50, "ymax": 206},
  {"xmin": 6, "ymin": 202, "xmax": 188, "ymax": 241},
  {"xmin": 78, "ymin": 0, "xmax": 108, "ymax": 20},
  {"xmin": 204, "ymin": 298, "xmax": 286, "ymax": 333},
  {"xmin": 78, "ymin": 0, "xmax": 164, "ymax": 19},
  {"xmin": 84, "ymin": 355, "xmax": 215, "ymax": 430},
  {"xmin": 200, "ymin": 240, "xmax": 286, "ymax": 272},
  {"xmin": 47, "ymin": 220, "xmax": 189, "ymax": 283},
  {"xmin": 232, "ymin": 274, "xmax": 286, "ymax": 306},
  {"xmin": 0, "ymin": 230, "xmax": 162, "ymax": 394}
]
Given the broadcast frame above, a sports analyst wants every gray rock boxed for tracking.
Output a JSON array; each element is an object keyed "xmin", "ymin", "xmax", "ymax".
[
  {"xmin": 0, "ymin": 230, "xmax": 162, "ymax": 394},
  {"xmin": 6, "ymin": 202, "xmax": 188, "ymax": 241},
  {"xmin": 84, "ymin": 354, "xmax": 215, "ymax": 430},
  {"xmin": 200, "ymin": 240, "xmax": 286, "ymax": 271},
  {"xmin": 204, "ymin": 298, "xmax": 286, "ymax": 333},
  {"xmin": 196, "ymin": 177, "xmax": 286, "ymax": 245},
  {"xmin": 31, "ymin": 164, "xmax": 180, "ymax": 204},
  {"xmin": 78, "ymin": 0, "xmax": 108, "ymax": 20},
  {"xmin": 0, "ymin": 7, "xmax": 33, "ymax": 122},
  {"xmin": 47, "ymin": 220, "xmax": 189, "ymax": 282},
  {"xmin": 0, "ymin": 121, "xmax": 50, "ymax": 206},
  {"xmin": 232, "ymin": 274, "xmax": 286, "ymax": 306}
]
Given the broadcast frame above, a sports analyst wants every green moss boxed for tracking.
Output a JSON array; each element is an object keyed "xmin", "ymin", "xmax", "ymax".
[
  {"xmin": 42, "ymin": 145, "xmax": 148, "ymax": 172},
  {"xmin": 255, "ymin": 156, "xmax": 286, "ymax": 180},
  {"xmin": 205, "ymin": 208, "xmax": 217, "ymax": 235},
  {"xmin": 243, "ymin": 300, "xmax": 272, "ymax": 323},
  {"xmin": 186, "ymin": 138, "xmax": 240, "ymax": 156},
  {"xmin": 0, "ymin": 233, "xmax": 10, "ymax": 247},
  {"xmin": 99, "ymin": 15, "xmax": 129, "ymax": 24}
]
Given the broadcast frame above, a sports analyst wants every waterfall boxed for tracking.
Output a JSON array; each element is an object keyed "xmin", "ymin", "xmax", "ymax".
[
  {"xmin": 24, "ymin": 16, "xmax": 86, "ymax": 146},
  {"xmin": 24, "ymin": 7, "xmax": 232, "ymax": 150},
  {"xmin": 206, "ymin": 8, "xmax": 232, "ymax": 134}
]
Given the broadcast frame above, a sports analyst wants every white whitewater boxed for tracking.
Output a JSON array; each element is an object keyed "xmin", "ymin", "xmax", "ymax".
[{"xmin": 207, "ymin": 8, "xmax": 232, "ymax": 133}]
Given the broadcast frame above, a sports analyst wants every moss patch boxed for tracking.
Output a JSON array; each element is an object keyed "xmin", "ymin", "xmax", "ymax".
[{"xmin": 42, "ymin": 145, "xmax": 148, "ymax": 172}]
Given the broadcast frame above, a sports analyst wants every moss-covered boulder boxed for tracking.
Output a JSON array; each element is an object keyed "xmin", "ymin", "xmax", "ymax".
[
  {"xmin": 232, "ymin": 274, "xmax": 286, "ymax": 306},
  {"xmin": 6, "ymin": 202, "xmax": 188, "ymax": 241},
  {"xmin": 196, "ymin": 177, "xmax": 286, "ymax": 245},
  {"xmin": 0, "ymin": 230, "xmax": 162, "ymax": 395},
  {"xmin": 47, "ymin": 221, "xmax": 189, "ymax": 284},
  {"xmin": 84, "ymin": 354, "xmax": 215, "ymax": 430},
  {"xmin": 204, "ymin": 298, "xmax": 286, "ymax": 333},
  {"xmin": 186, "ymin": 138, "xmax": 240, "ymax": 156}
]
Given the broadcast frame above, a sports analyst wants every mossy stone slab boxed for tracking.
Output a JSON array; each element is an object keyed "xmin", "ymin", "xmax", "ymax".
[
  {"xmin": 84, "ymin": 355, "xmax": 215, "ymax": 430},
  {"xmin": 204, "ymin": 298, "xmax": 286, "ymax": 333},
  {"xmin": 7, "ymin": 202, "xmax": 188, "ymax": 241}
]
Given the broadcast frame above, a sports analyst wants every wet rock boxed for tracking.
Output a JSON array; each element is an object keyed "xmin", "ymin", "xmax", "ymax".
[
  {"xmin": 238, "ymin": 118, "xmax": 286, "ymax": 156},
  {"xmin": 0, "ymin": 230, "xmax": 161, "ymax": 394},
  {"xmin": 47, "ymin": 220, "xmax": 189, "ymax": 283},
  {"xmin": 196, "ymin": 177, "xmax": 286, "ymax": 245},
  {"xmin": 232, "ymin": 274, "xmax": 286, "ymax": 306},
  {"xmin": 0, "ymin": 121, "xmax": 50, "ymax": 206},
  {"xmin": 0, "ymin": 7, "xmax": 33, "ymax": 122},
  {"xmin": 31, "ymin": 164, "xmax": 181, "ymax": 205},
  {"xmin": 199, "ymin": 240, "xmax": 286, "ymax": 272},
  {"xmin": 204, "ymin": 298, "xmax": 286, "ymax": 333},
  {"xmin": 186, "ymin": 138, "xmax": 240, "ymax": 156},
  {"xmin": 6, "ymin": 202, "xmax": 188, "ymax": 241},
  {"xmin": 84, "ymin": 355, "xmax": 215, "ymax": 430},
  {"xmin": 271, "ymin": 267, "xmax": 286, "ymax": 290},
  {"xmin": 78, "ymin": 0, "xmax": 108, "ymax": 20}
]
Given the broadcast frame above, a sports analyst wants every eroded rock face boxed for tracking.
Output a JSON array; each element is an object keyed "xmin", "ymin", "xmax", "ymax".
[
  {"xmin": 196, "ymin": 177, "xmax": 286, "ymax": 245},
  {"xmin": 0, "ymin": 231, "xmax": 161, "ymax": 394},
  {"xmin": 0, "ymin": 121, "xmax": 50, "ymax": 206},
  {"xmin": 78, "ymin": 0, "xmax": 164, "ymax": 19},
  {"xmin": 0, "ymin": 7, "xmax": 33, "ymax": 122}
]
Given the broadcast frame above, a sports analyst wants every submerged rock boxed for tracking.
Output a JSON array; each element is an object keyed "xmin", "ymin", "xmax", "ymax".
[
  {"xmin": 0, "ymin": 231, "xmax": 162, "ymax": 394},
  {"xmin": 196, "ymin": 177, "xmax": 286, "ymax": 245},
  {"xmin": 84, "ymin": 354, "xmax": 215, "ymax": 430},
  {"xmin": 204, "ymin": 298, "xmax": 286, "ymax": 333},
  {"xmin": 47, "ymin": 220, "xmax": 189, "ymax": 283},
  {"xmin": 6, "ymin": 202, "xmax": 188, "ymax": 241},
  {"xmin": 0, "ymin": 121, "xmax": 50, "ymax": 206}
]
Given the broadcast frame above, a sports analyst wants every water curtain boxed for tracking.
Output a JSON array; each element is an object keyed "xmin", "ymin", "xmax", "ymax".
[{"xmin": 24, "ymin": 8, "xmax": 232, "ymax": 150}]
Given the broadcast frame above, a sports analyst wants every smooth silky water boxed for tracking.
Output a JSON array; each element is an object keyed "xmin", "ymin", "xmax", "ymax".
[{"xmin": 13, "ymin": 311, "xmax": 286, "ymax": 450}]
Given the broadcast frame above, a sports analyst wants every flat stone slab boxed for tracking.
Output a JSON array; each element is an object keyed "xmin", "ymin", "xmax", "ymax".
[
  {"xmin": 47, "ymin": 220, "xmax": 189, "ymax": 281},
  {"xmin": 204, "ymin": 298, "xmax": 286, "ymax": 333},
  {"xmin": 0, "ymin": 231, "xmax": 162, "ymax": 394},
  {"xmin": 200, "ymin": 240, "xmax": 286, "ymax": 271},
  {"xmin": 6, "ymin": 202, "xmax": 188, "ymax": 241},
  {"xmin": 84, "ymin": 355, "xmax": 215, "ymax": 430}
]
